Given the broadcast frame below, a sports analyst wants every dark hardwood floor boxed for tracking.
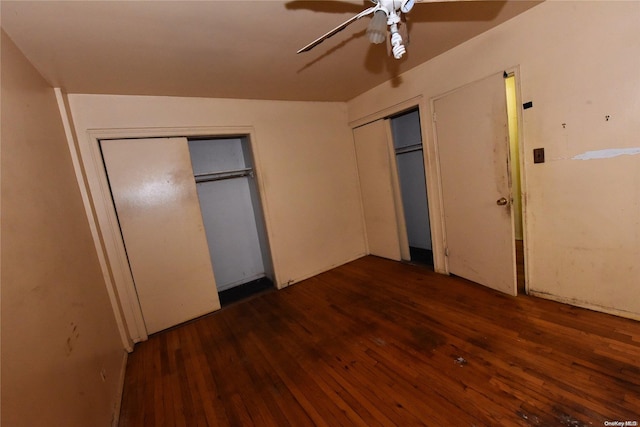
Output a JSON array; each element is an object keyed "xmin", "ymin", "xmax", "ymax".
[{"xmin": 119, "ymin": 256, "xmax": 640, "ymax": 426}]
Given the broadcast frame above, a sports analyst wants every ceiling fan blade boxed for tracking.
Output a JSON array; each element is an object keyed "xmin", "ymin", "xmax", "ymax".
[{"xmin": 297, "ymin": 6, "xmax": 377, "ymax": 54}]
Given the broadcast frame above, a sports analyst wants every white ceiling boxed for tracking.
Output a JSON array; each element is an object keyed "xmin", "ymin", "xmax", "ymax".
[{"xmin": 1, "ymin": 0, "xmax": 541, "ymax": 102}]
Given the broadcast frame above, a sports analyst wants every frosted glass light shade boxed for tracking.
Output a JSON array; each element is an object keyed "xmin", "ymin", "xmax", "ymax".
[{"xmin": 367, "ymin": 10, "xmax": 387, "ymax": 44}]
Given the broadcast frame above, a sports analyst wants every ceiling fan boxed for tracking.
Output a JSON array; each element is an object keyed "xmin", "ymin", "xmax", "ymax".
[{"xmin": 297, "ymin": 0, "xmax": 461, "ymax": 60}]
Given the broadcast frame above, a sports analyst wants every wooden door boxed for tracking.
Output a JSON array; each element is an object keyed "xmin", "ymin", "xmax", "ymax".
[
  {"xmin": 434, "ymin": 72, "xmax": 517, "ymax": 296},
  {"xmin": 101, "ymin": 137, "xmax": 221, "ymax": 334}
]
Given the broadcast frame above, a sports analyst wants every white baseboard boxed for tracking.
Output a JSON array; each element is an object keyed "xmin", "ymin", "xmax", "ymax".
[{"xmin": 528, "ymin": 290, "xmax": 640, "ymax": 322}]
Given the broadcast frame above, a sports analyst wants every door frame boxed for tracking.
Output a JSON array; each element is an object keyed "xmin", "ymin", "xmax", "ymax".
[
  {"xmin": 428, "ymin": 67, "xmax": 528, "ymax": 288},
  {"xmin": 350, "ymin": 96, "xmax": 446, "ymax": 272},
  {"xmin": 73, "ymin": 125, "xmax": 275, "ymax": 347}
]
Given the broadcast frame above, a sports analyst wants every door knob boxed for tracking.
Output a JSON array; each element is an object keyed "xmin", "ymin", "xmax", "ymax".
[{"xmin": 496, "ymin": 197, "xmax": 508, "ymax": 206}]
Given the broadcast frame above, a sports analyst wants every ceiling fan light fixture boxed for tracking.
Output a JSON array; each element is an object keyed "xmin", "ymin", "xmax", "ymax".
[
  {"xmin": 401, "ymin": 0, "xmax": 416, "ymax": 14},
  {"xmin": 367, "ymin": 10, "xmax": 387, "ymax": 44}
]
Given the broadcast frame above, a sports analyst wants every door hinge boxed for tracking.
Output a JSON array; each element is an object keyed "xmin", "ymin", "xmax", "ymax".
[
  {"xmin": 445, "ymin": 247, "xmax": 449, "ymax": 257},
  {"xmin": 432, "ymin": 112, "xmax": 437, "ymax": 122}
]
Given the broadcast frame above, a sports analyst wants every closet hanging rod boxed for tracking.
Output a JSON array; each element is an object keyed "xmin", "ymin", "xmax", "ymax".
[
  {"xmin": 194, "ymin": 168, "xmax": 254, "ymax": 183},
  {"xmin": 395, "ymin": 143, "xmax": 423, "ymax": 155}
]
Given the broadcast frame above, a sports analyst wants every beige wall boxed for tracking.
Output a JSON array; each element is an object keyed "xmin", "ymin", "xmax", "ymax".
[
  {"xmin": 67, "ymin": 94, "xmax": 366, "ymax": 290},
  {"xmin": 348, "ymin": 1, "xmax": 640, "ymax": 319},
  {"xmin": 1, "ymin": 32, "xmax": 125, "ymax": 426}
]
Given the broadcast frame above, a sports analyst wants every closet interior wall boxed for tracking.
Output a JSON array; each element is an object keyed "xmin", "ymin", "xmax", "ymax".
[
  {"xmin": 188, "ymin": 137, "xmax": 273, "ymax": 292},
  {"xmin": 389, "ymin": 109, "xmax": 433, "ymax": 260}
]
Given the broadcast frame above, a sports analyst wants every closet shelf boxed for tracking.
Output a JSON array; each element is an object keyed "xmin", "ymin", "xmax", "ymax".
[{"xmin": 394, "ymin": 143, "xmax": 423, "ymax": 155}]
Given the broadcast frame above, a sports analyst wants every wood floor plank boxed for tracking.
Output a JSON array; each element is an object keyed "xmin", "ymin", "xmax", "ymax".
[{"xmin": 119, "ymin": 256, "xmax": 640, "ymax": 426}]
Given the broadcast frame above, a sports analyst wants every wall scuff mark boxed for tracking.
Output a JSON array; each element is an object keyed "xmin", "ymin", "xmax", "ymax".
[{"xmin": 572, "ymin": 148, "xmax": 640, "ymax": 160}]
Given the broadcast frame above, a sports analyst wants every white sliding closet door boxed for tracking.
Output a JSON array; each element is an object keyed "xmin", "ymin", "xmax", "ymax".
[
  {"xmin": 353, "ymin": 120, "xmax": 402, "ymax": 261},
  {"xmin": 101, "ymin": 137, "xmax": 220, "ymax": 334}
]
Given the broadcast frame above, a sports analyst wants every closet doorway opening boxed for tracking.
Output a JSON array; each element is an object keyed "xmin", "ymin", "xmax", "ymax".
[
  {"xmin": 100, "ymin": 134, "xmax": 275, "ymax": 334},
  {"xmin": 389, "ymin": 108, "xmax": 434, "ymax": 268},
  {"xmin": 187, "ymin": 136, "xmax": 274, "ymax": 306}
]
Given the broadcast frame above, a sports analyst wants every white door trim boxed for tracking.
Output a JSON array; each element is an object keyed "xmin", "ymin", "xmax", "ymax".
[{"xmin": 349, "ymin": 95, "xmax": 423, "ymax": 129}]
